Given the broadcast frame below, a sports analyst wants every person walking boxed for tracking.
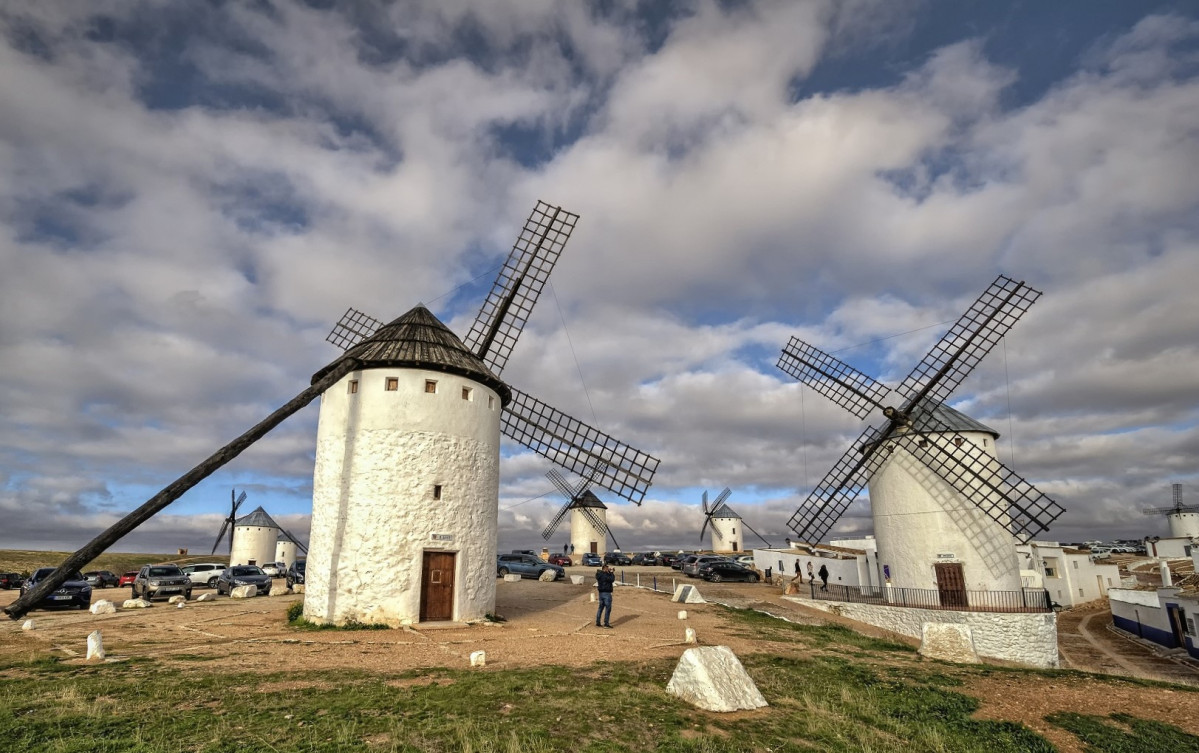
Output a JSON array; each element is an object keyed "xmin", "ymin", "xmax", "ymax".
[
  {"xmin": 595, "ymin": 563, "xmax": 615, "ymax": 628},
  {"xmin": 817, "ymin": 563, "xmax": 829, "ymax": 592},
  {"xmin": 793, "ymin": 559, "xmax": 803, "ymax": 583},
  {"xmin": 806, "ymin": 561, "xmax": 814, "ymax": 584}
]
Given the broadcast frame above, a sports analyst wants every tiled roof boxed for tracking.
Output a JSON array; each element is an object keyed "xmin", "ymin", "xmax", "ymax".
[
  {"xmin": 710, "ymin": 502, "xmax": 742, "ymax": 520},
  {"xmin": 312, "ymin": 305, "xmax": 510, "ymax": 404},
  {"xmin": 235, "ymin": 506, "xmax": 280, "ymax": 529},
  {"xmin": 908, "ymin": 401, "xmax": 1000, "ymax": 438},
  {"xmin": 570, "ymin": 489, "xmax": 607, "ymax": 509}
]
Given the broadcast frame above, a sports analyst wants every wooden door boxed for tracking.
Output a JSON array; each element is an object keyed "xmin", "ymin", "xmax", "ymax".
[
  {"xmin": 420, "ymin": 551, "xmax": 455, "ymax": 622},
  {"xmin": 934, "ymin": 563, "xmax": 967, "ymax": 609},
  {"xmin": 590, "ymin": 541, "xmax": 598, "ymax": 554}
]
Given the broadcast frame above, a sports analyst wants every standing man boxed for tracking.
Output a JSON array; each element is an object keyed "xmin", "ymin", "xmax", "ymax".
[
  {"xmin": 806, "ymin": 561, "xmax": 815, "ymax": 584},
  {"xmin": 793, "ymin": 559, "xmax": 802, "ymax": 583},
  {"xmin": 817, "ymin": 563, "xmax": 829, "ymax": 592},
  {"xmin": 595, "ymin": 563, "xmax": 615, "ymax": 628}
]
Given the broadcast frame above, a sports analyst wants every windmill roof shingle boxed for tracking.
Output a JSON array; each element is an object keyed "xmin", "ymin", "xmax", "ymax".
[
  {"xmin": 908, "ymin": 401, "xmax": 1000, "ymax": 438},
  {"xmin": 710, "ymin": 502, "xmax": 742, "ymax": 519},
  {"xmin": 311, "ymin": 305, "xmax": 511, "ymax": 405},
  {"xmin": 235, "ymin": 506, "xmax": 280, "ymax": 529},
  {"xmin": 570, "ymin": 489, "xmax": 607, "ymax": 509}
]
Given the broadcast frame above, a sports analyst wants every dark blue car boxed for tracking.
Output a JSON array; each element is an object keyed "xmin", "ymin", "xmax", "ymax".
[
  {"xmin": 581, "ymin": 553, "xmax": 602, "ymax": 567},
  {"xmin": 20, "ymin": 567, "xmax": 93, "ymax": 610}
]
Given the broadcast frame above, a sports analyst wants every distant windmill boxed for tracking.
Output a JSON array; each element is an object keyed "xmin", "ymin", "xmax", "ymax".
[
  {"xmin": 210, "ymin": 489, "xmax": 247, "ymax": 555},
  {"xmin": 777, "ymin": 275, "xmax": 1065, "ymax": 594},
  {"xmin": 699, "ymin": 487, "xmax": 772, "ymax": 553},
  {"xmin": 542, "ymin": 469, "xmax": 618, "ymax": 554},
  {"xmin": 1143, "ymin": 483, "xmax": 1199, "ymax": 540}
]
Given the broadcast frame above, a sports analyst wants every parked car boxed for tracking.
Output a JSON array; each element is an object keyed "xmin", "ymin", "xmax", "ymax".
[
  {"xmin": 215, "ymin": 565, "xmax": 272, "ymax": 596},
  {"xmin": 286, "ymin": 560, "xmax": 306, "ymax": 589},
  {"xmin": 547, "ymin": 553, "xmax": 573, "ymax": 567},
  {"xmin": 580, "ymin": 552, "xmax": 602, "ymax": 567},
  {"xmin": 118, "ymin": 571, "xmax": 139, "ymax": 587},
  {"xmin": 496, "ymin": 554, "xmax": 565, "ymax": 581},
  {"xmin": 733, "ymin": 554, "xmax": 754, "ymax": 567},
  {"xmin": 603, "ymin": 552, "xmax": 632, "ymax": 566},
  {"xmin": 20, "ymin": 567, "xmax": 93, "ymax": 610},
  {"xmin": 132, "ymin": 564, "xmax": 192, "ymax": 601},
  {"xmin": 701, "ymin": 562, "xmax": 761, "ymax": 583},
  {"xmin": 695, "ymin": 557, "xmax": 736, "ymax": 579},
  {"xmin": 0, "ymin": 572, "xmax": 23, "ymax": 589},
  {"xmin": 684, "ymin": 556, "xmax": 730, "ymax": 578},
  {"xmin": 631, "ymin": 553, "xmax": 658, "ymax": 566},
  {"xmin": 672, "ymin": 554, "xmax": 697, "ymax": 571},
  {"xmin": 260, "ymin": 562, "xmax": 286, "ymax": 577},
  {"xmin": 658, "ymin": 553, "xmax": 679, "ymax": 568},
  {"xmin": 83, "ymin": 570, "xmax": 120, "ymax": 588},
  {"xmin": 180, "ymin": 562, "xmax": 227, "ymax": 588}
]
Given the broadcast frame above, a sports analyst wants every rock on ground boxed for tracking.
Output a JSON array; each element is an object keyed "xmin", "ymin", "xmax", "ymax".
[
  {"xmin": 90, "ymin": 600, "xmax": 117, "ymax": 615},
  {"xmin": 195, "ymin": 593, "xmax": 217, "ymax": 602},
  {"xmin": 666, "ymin": 646, "xmax": 768, "ymax": 712},
  {"xmin": 570, "ymin": 575, "xmax": 585, "ymax": 585},
  {"xmin": 168, "ymin": 595, "xmax": 187, "ymax": 604},
  {"xmin": 684, "ymin": 627, "xmax": 698, "ymax": 644},
  {"xmin": 122, "ymin": 599, "xmax": 151, "ymax": 609},
  {"xmin": 919, "ymin": 622, "xmax": 979, "ymax": 664},
  {"xmin": 470, "ymin": 650, "xmax": 486, "ymax": 667},
  {"xmin": 503, "ymin": 574, "xmax": 521, "ymax": 583},
  {"xmin": 86, "ymin": 630, "xmax": 105, "ymax": 661},
  {"xmin": 538, "ymin": 569, "xmax": 557, "ymax": 582},
  {"xmin": 230, "ymin": 585, "xmax": 258, "ymax": 599},
  {"xmin": 21, "ymin": 620, "xmax": 35, "ymax": 630},
  {"xmin": 671, "ymin": 584, "xmax": 706, "ymax": 604}
]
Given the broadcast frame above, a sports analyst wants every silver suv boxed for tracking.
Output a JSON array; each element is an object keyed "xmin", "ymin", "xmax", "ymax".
[
  {"xmin": 132, "ymin": 564, "xmax": 192, "ymax": 601},
  {"xmin": 180, "ymin": 563, "xmax": 226, "ymax": 588}
]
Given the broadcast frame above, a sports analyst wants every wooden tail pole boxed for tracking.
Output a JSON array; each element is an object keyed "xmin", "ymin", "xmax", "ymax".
[{"xmin": 4, "ymin": 359, "xmax": 359, "ymax": 621}]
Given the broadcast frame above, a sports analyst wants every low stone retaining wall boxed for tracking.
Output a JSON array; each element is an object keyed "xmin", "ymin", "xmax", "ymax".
[{"xmin": 784, "ymin": 595, "xmax": 1059, "ymax": 668}]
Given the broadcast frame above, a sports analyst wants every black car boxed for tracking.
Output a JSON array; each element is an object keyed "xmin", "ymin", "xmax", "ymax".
[
  {"xmin": 603, "ymin": 552, "xmax": 631, "ymax": 566},
  {"xmin": 0, "ymin": 572, "xmax": 23, "ymax": 589},
  {"xmin": 20, "ymin": 567, "xmax": 93, "ymax": 610},
  {"xmin": 701, "ymin": 562, "xmax": 760, "ymax": 583},
  {"xmin": 659, "ymin": 553, "xmax": 679, "ymax": 568},
  {"xmin": 216, "ymin": 565, "xmax": 272, "ymax": 596},
  {"xmin": 286, "ymin": 560, "xmax": 306, "ymax": 589},
  {"xmin": 631, "ymin": 553, "xmax": 658, "ymax": 566},
  {"xmin": 84, "ymin": 570, "xmax": 120, "ymax": 588}
]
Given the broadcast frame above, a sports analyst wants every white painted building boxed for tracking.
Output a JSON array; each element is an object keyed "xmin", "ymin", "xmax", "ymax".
[
  {"xmin": 708, "ymin": 502, "xmax": 743, "ymax": 553},
  {"xmin": 1145, "ymin": 536, "xmax": 1196, "ymax": 559},
  {"xmin": 870, "ymin": 404, "xmax": 1022, "ymax": 594},
  {"xmin": 230, "ymin": 506, "xmax": 281, "ymax": 567},
  {"xmin": 1166, "ymin": 509, "xmax": 1199, "ymax": 540},
  {"xmin": 1110, "ymin": 587, "xmax": 1199, "ymax": 659},
  {"xmin": 1017, "ymin": 541, "xmax": 1120, "ymax": 608},
  {"xmin": 753, "ymin": 542, "xmax": 877, "ymax": 589},
  {"xmin": 304, "ymin": 305, "xmax": 508, "ymax": 627},
  {"xmin": 275, "ymin": 533, "xmax": 298, "ymax": 569},
  {"xmin": 568, "ymin": 490, "xmax": 608, "ymax": 559}
]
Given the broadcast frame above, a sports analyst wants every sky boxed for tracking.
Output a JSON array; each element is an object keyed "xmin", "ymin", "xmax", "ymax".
[{"xmin": 1, "ymin": 0, "xmax": 1197, "ymax": 558}]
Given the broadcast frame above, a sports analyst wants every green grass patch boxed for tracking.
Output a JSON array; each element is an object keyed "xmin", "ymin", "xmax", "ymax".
[
  {"xmin": 1046, "ymin": 711, "xmax": 1199, "ymax": 752},
  {"xmin": 719, "ymin": 605, "xmax": 916, "ymax": 652},
  {"xmin": 286, "ymin": 601, "xmax": 390, "ymax": 630}
]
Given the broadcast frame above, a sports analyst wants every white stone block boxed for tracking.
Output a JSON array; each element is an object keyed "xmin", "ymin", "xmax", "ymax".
[
  {"xmin": 90, "ymin": 600, "xmax": 116, "ymax": 615},
  {"xmin": 168, "ymin": 595, "xmax": 187, "ymax": 604},
  {"xmin": 538, "ymin": 569, "xmax": 557, "ymax": 582},
  {"xmin": 195, "ymin": 593, "xmax": 216, "ymax": 602},
  {"xmin": 678, "ymin": 610, "xmax": 688, "ymax": 620},
  {"xmin": 470, "ymin": 650, "xmax": 486, "ymax": 667},
  {"xmin": 269, "ymin": 585, "xmax": 290, "ymax": 596},
  {"xmin": 293, "ymin": 584, "xmax": 306, "ymax": 594},
  {"xmin": 670, "ymin": 584, "xmax": 706, "ymax": 604},
  {"xmin": 666, "ymin": 646, "xmax": 768, "ymax": 712},
  {"xmin": 919, "ymin": 622, "xmax": 979, "ymax": 664},
  {"xmin": 22, "ymin": 619, "xmax": 35, "ymax": 631},
  {"xmin": 570, "ymin": 575, "xmax": 585, "ymax": 585},
  {"xmin": 503, "ymin": 574, "xmax": 521, "ymax": 583},
  {"xmin": 176, "ymin": 602, "xmax": 185, "ymax": 609},
  {"xmin": 230, "ymin": 585, "xmax": 258, "ymax": 599},
  {"xmin": 122, "ymin": 599, "xmax": 151, "ymax": 609},
  {"xmin": 589, "ymin": 592, "xmax": 597, "ymax": 602},
  {"xmin": 684, "ymin": 627, "xmax": 697, "ymax": 644},
  {"xmin": 86, "ymin": 630, "xmax": 105, "ymax": 661}
]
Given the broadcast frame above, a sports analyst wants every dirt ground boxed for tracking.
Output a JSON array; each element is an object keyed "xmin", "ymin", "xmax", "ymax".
[{"xmin": 4, "ymin": 567, "xmax": 1199, "ymax": 753}]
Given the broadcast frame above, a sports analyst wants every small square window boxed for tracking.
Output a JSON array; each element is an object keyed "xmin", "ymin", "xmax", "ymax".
[
  {"xmin": 1073, "ymin": 561, "xmax": 1078, "ymax": 569},
  {"xmin": 1078, "ymin": 588, "xmax": 1084, "ymax": 597},
  {"xmin": 917, "ymin": 438, "xmax": 929, "ymax": 448},
  {"xmin": 462, "ymin": 386, "xmax": 472, "ymax": 401},
  {"xmin": 385, "ymin": 377, "xmax": 399, "ymax": 391},
  {"xmin": 425, "ymin": 380, "xmax": 437, "ymax": 394},
  {"xmin": 488, "ymin": 395, "xmax": 495, "ymax": 409},
  {"xmin": 953, "ymin": 436, "xmax": 965, "ymax": 448},
  {"xmin": 433, "ymin": 485, "xmax": 442, "ymax": 500},
  {"xmin": 348, "ymin": 380, "xmax": 359, "ymax": 394}
]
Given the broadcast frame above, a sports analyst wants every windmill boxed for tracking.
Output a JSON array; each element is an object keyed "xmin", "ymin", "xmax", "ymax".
[
  {"xmin": 7, "ymin": 201, "xmax": 659, "ymax": 623},
  {"xmin": 776, "ymin": 275, "xmax": 1064, "ymax": 594},
  {"xmin": 699, "ymin": 487, "xmax": 772, "ymax": 552},
  {"xmin": 1143, "ymin": 483, "xmax": 1199, "ymax": 540},
  {"xmin": 211, "ymin": 489, "xmax": 247, "ymax": 555},
  {"xmin": 542, "ymin": 469, "xmax": 619, "ymax": 556}
]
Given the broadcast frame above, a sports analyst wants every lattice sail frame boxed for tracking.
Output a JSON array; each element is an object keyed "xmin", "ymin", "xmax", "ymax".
[
  {"xmin": 781, "ymin": 276, "xmax": 1059, "ymax": 544},
  {"xmin": 699, "ymin": 487, "xmax": 732, "ymax": 541},
  {"xmin": 463, "ymin": 201, "xmax": 579, "ymax": 376}
]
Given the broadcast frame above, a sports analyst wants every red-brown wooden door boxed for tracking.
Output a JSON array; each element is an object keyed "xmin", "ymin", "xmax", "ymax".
[
  {"xmin": 420, "ymin": 552, "xmax": 455, "ymax": 622},
  {"xmin": 934, "ymin": 563, "xmax": 968, "ymax": 609}
]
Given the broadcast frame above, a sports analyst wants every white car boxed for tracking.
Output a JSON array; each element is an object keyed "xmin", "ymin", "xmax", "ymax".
[
  {"xmin": 180, "ymin": 563, "xmax": 228, "ymax": 588},
  {"xmin": 260, "ymin": 562, "xmax": 286, "ymax": 577}
]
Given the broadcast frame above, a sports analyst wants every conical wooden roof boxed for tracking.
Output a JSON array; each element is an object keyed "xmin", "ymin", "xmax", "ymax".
[
  {"xmin": 312, "ymin": 304, "xmax": 511, "ymax": 404},
  {"xmin": 569, "ymin": 489, "xmax": 607, "ymax": 510},
  {"xmin": 235, "ymin": 506, "xmax": 280, "ymax": 529},
  {"xmin": 710, "ymin": 502, "xmax": 742, "ymax": 520}
]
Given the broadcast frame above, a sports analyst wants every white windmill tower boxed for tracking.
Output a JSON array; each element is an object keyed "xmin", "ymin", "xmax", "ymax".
[
  {"xmin": 777, "ymin": 276, "xmax": 1065, "ymax": 601},
  {"xmin": 542, "ymin": 469, "xmax": 615, "ymax": 560},
  {"xmin": 274, "ymin": 529, "xmax": 307, "ymax": 570},
  {"xmin": 3, "ymin": 203, "xmax": 660, "ymax": 623},
  {"xmin": 230, "ymin": 506, "xmax": 280, "ymax": 567},
  {"xmin": 306, "ymin": 202, "xmax": 659, "ymax": 626},
  {"xmin": 1144, "ymin": 484, "xmax": 1199, "ymax": 540},
  {"xmin": 698, "ymin": 488, "xmax": 772, "ymax": 554}
]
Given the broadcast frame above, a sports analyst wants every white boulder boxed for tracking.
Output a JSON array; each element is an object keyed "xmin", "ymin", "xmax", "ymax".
[
  {"xmin": 538, "ymin": 569, "xmax": 557, "ymax": 582},
  {"xmin": 918, "ymin": 623, "xmax": 979, "ymax": 664},
  {"xmin": 230, "ymin": 585, "xmax": 258, "ymax": 599},
  {"xmin": 86, "ymin": 630, "xmax": 105, "ymax": 661},
  {"xmin": 168, "ymin": 595, "xmax": 187, "ymax": 604},
  {"xmin": 195, "ymin": 593, "xmax": 217, "ymax": 602},
  {"xmin": 470, "ymin": 650, "xmax": 486, "ymax": 667},
  {"xmin": 122, "ymin": 599, "xmax": 151, "ymax": 609},
  {"xmin": 89, "ymin": 600, "xmax": 117, "ymax": 615},
  {"xmin": 589, "ymin": 592, "xmax": 597, "ymax": 602},
  {"xmin": 677, "ymin": 610, "xmax": 688, "ymax": 620},
  {"xmin": 666, "ymin": 646, "xmax": 768, "ymax": 712},
  {"xmin": 503, "ymin": 574, "xmax": 521, "ymax": 583},
  {"xmin": 22, "ymin": 620, "xmax": 35, "ymax": 631},
  {"xmin": 570, "ymin": 575, "xmax": 585, "ymax": 585},
  {"xmin": 670, "ymin": 584, "xmax": 705, "ymax": 604},
  {"xmin": 270, "ymin": 585, "xmax": 290, "ymax": 596},
  {"xmin": 292, "ymin": 584, "xmax": 306, "ymax": 594},
  {"xmin": 684, "ymin": 627, "xmax": 697, "ymax": 644}
]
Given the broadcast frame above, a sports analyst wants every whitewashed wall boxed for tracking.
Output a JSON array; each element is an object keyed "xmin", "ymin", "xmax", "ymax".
[
  {"xmin": 275, "ymin": 539, "xmax": 297, "ymax": 569},
  {"xmin": 570, "ymin": 507, "xmax": 606, "ymax": 559},
  {"xmin": 753, "ymin": 549, "xmax": 863, "ymax": 586},
  {"xmin": 710, "ymin": 516, "xmax": 741, "ymax": 553},
  {"xmin": 788, "ymin": 596, "xmax": 1059, "ymax": 668},
  {"xmin": 231, "ymin": 525, "xmax": 277, "ymax": 567}
]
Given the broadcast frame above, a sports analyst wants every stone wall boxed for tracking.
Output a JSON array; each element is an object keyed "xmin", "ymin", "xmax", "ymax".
[{"xmin": 784, "ymin": 595, "xmax": 1059, "ymax": 668}]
